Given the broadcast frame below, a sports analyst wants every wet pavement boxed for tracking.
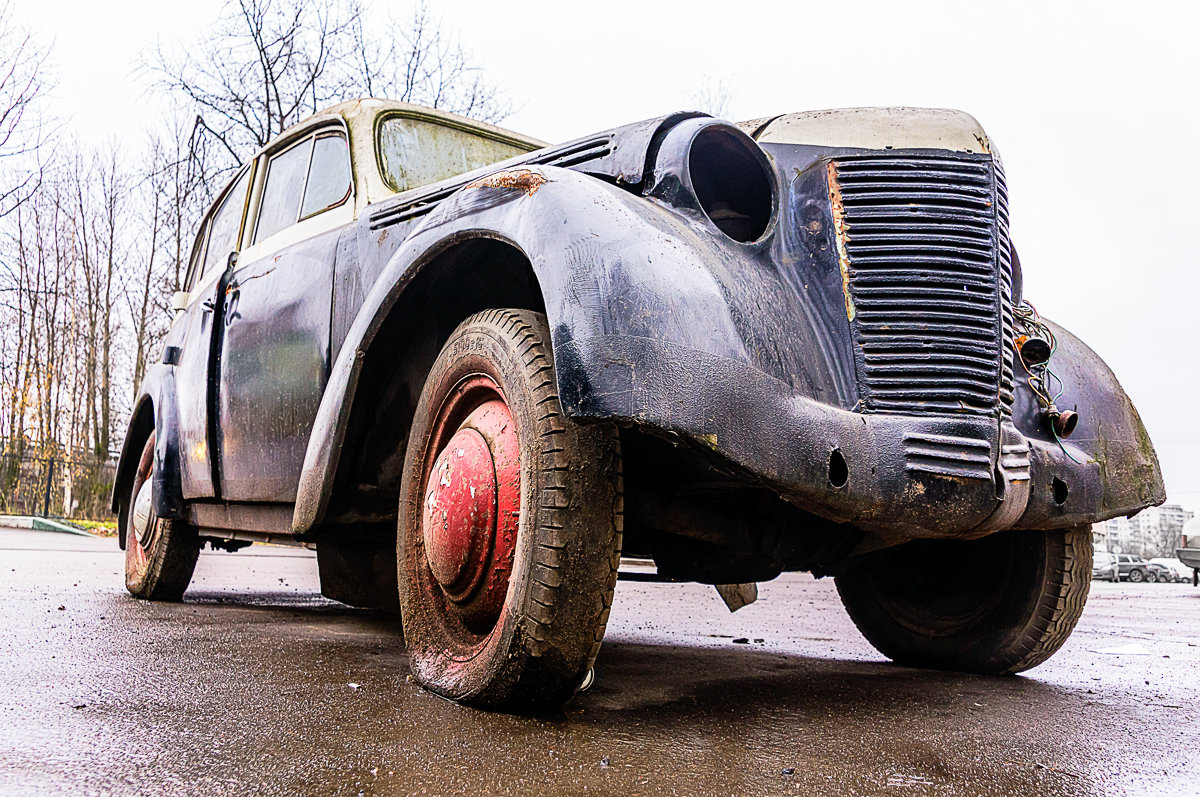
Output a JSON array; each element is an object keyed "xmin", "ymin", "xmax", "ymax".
[{"xmin": 1, "ymin": 526, "xmax": 1197, "ymax": 796}]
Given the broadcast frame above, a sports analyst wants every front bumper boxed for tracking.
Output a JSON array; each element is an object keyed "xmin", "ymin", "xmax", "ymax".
[{"xmin": 558, "ymin": 334, "xmax": 1148, "ymax": 545}]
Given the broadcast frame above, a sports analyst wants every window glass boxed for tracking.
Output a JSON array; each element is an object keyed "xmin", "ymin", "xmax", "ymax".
[
  {"xmin": 183, "ymin": 226, "xmax": 206, "ymax": 291},
  {"xmin": 378, "ymin": 117, "xmax": 531, "ymax": 193},
  {"xmin": 202, "ymin": 167, "xmax": 252, "ymax": 278},
  {"xmin": 301, "ymin": 134, "xmax": 352, "ymax": 219},
  {"xmin": 253, "ymin": 138, "xmax": 314, "ymax": 245}
]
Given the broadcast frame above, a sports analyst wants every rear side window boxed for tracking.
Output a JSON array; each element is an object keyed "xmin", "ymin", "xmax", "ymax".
[
  {"xmin": 253, "ymin": 130, "xmax": 352, "ymax": 245},
  {"xmin": 202, "ymin": 167, "xmax": 252, "ymax": 278},
  {"xmin": 301, "ymin": 135, "xmax": 352, "ymax": 219}
]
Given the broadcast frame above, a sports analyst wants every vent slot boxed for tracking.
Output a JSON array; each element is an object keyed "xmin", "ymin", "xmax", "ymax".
[{"xmin": 831, "ymin": 154, "xmax": 1013, "ymax": 416}]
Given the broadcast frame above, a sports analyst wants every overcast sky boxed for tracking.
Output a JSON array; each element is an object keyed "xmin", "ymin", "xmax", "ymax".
[{"xmin": 14, "ymin": 0, "xmax": 1200, "ymax": 511}]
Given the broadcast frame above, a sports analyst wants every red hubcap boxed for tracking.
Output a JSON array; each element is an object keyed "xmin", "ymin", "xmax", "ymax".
[{"xmin": 421, "ymin": 392, "xmax": 520, "ymax": 631}]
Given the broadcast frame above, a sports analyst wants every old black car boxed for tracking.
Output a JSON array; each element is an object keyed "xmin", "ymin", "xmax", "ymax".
[{"xmin": 113, "ymin": 99, "xmax": 1164, "ymax": 709}]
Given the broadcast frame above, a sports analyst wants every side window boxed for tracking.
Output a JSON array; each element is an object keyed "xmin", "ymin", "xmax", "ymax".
[
  {"xmin": 377, "ymin": 116, "xmax": 532, "ymax": 193},
  {"xmin": 253, "ymin": 130, "xmax": 352, "ymax": 245},
  {"xmin": 301, "ymin": 134, "xmax": 352, "ymax": 219},
  {"xmin": 253, "ymin": 138, "xmax": 313, "ymax": 245},
  {"xmin": 183, "ymin": 226, "xmax": 206, "ymax": 291},
  {"xmin": 202, "ymin": 167, "xmax": 253, "ymax": 278}
]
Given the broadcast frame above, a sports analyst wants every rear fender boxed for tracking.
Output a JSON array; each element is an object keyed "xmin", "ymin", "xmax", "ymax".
[{"xmin": 111, "ymin": 365, "xmax": 185, "ymax": 548}]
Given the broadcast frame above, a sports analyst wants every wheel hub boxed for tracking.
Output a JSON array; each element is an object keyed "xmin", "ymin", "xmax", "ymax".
[
  {"xmin": 421, "ymin": 396, "xmax": 520, "ymax": 628},
  {"xmin": 423, "ymin": 427, "xmax": 497, "ymax": 596}
]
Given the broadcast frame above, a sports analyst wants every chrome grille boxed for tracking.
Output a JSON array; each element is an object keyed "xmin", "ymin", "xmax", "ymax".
[{"xmin": 829, "ymin": 154, "xmax": 1012, "ymax": 416}]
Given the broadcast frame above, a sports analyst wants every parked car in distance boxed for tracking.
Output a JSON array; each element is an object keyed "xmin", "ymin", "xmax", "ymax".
[
  {"xmin": 1092, "ymin": 550, "xmax": 1119, "ymax": 582},
  {"xmin": 1116, "ymin": 554, "xmax": 1153, "ymax": 583},
  {"xmin": 110, "ymin": 98, "xmax": 1165, "ymax": 711},
  {"xmin": 1178, "ymin": 518, "xmax": 1200, "ymax": 586},
  {"xmin": 1147, "ymin": 558, "xmax": 1187, "ymax": 583},
  {"xmin": 1144, "ymin": 561, "xmax": 1174, "ymax": 583}
]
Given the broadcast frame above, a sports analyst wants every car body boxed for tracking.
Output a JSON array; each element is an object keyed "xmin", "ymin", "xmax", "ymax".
[
  {"xmin": 111, "ymin": 99, "xmax": 1165, "ymax": 708},
  {"xmin": 1092, "ymin": 550, "xmax": 1119, "ymax": 582}
]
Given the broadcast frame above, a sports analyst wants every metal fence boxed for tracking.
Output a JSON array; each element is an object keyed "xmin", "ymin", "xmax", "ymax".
[{"xmin": 0, "ymin": 448, "xmax": 117, "ymax": 521}]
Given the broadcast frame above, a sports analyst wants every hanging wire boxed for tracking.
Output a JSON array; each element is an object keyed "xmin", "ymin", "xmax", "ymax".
[{"xmin": 1013, "ymin": 301, "xmax": 1082, "ymax": 463}]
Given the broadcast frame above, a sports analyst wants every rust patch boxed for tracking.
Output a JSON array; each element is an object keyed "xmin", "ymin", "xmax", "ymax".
[
  {"xmin": 826, "ymin": 162, "xmax": 856, "ymax": 322},
  {"xmin": 466, "ymin": 168, "xmax": 549, "ymax": 197}
]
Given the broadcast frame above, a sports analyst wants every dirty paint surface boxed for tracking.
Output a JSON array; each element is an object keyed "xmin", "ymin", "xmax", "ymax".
[{"xmin": 3, "ymin": 528, "xmax": 1197, "ymax": 796}]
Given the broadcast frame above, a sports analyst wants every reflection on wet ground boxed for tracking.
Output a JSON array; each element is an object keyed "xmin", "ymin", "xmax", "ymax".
[{"xmin": 1, "ymin": 528, "xmax": 1197, "ymax": 796}]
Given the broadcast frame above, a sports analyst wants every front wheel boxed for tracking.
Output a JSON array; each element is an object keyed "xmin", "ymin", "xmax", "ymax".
[
  {"xmin": 835, "ymin": 527, "xmax": 1092, "ymax": 675},
  {"xmin": 122, "ymin": 433, "xmax": 201, "ymax": 600},
  {"xmin": 398, "ymin": 309, "xmax": 623, "ymax": 710}
]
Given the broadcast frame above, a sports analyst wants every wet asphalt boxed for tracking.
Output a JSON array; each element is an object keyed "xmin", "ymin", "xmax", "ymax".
[{"xmin": 1, "ymin": 526, "xmax": 1197, "ymax": 797}]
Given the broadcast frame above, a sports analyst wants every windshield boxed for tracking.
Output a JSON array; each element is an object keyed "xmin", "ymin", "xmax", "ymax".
[{"xmin": 377, "ymin": 115, "xmax": 533, "ymax": 194}]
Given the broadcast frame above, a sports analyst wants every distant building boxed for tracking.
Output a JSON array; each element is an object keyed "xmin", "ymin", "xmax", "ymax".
[{"xmin": 1094, "ymin": 504, "xmax": 1194, "ymax": 557}]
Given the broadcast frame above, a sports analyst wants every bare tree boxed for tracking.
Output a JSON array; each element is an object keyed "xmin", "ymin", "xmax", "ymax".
[
  {"xmin": 351, "ymin": 1, "xmax": 507, "ymax": 123},
  {"xmin": 688, "ymin": 75, "xmax": 733, "ymax": 119},
  {"xmin": 151, "ymin": 0, "xmax": 508, "ymax": 168},
  {"xmin": 0, "ymin": 1, "xmax": 49, "ymax": 217}
]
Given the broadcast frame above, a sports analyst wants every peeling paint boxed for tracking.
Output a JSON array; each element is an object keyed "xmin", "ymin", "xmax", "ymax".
[
  {"xmin": 825, "ymin": 162, "xmax": 856, "ymax": 322},
  {"xmin": 465, "ymin": 168, "xmax": 549, "ymax": 197}
]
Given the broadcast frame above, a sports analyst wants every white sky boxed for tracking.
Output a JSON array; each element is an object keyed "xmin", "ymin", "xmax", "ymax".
[{"xmin": 14, "ymin": 0, "xmax": 1200, "ymax": 511}]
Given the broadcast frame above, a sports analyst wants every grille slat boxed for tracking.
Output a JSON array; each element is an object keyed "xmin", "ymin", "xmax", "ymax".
[{"xmin": 831, "ymin": 153, "xmax": 1014, "ymax": 416}]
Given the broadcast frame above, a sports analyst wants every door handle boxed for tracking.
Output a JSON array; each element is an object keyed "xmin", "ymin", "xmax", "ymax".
[{"xmin": 224, "ymin": 285, "xmax": 241, "ymax": 326}]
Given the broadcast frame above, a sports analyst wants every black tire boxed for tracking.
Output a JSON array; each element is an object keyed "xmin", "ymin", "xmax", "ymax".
[
  {"xmin": 835, "ymin": 526, "xmax": 1092, "ymax": 675},
  {"xmin": 121, "ymin": 433, "xmax": 201, "ymax": 601},
  {"xmin": 397, "ymin": 309, "xmax": 623, "ymax": 710},
  {"xmin": 1129, "ymin": 568, "xmax": 1144, "ymax": 583},
  {"xmin": 1146, "ymin": 572, "xmax": 1158, "ymax": 583}
]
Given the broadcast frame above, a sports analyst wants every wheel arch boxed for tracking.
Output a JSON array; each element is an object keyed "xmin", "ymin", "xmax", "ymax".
[
  {"xmin": 293, "ymin": 165, "xmax": 750, "ymax": 535},
  {"xmin": 304, "ymin": 235, "xmax": 546, "ymax": 534},
  {"xmin": 111, "ymin": 367, "xmax": 187, "ymax": 548},
  {"xmin": 112, "ymin": 394, "xmax": 156, "ymax": 549}
]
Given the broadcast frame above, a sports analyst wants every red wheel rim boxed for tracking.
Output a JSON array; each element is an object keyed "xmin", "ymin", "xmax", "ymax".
[{"xmin": 419, "ymin": 375, "xmax": 520, "ymax": 635}]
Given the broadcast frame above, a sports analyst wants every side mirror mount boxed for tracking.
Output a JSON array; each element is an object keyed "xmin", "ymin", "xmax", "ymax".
[{"xmin": 171, "ymin": 291, "xmax": 190, "ymax": 313}]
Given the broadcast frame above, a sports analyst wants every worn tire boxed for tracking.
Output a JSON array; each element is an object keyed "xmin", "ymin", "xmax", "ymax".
[
  {"xmin": 835, "ymin": 527, "xmax": 1092, "ymax": 675},
  {"xmin": 122, "ymin": 433, "xmax": 201, "ymax": 601},
  {"xmin": 398, "ymin": 309, "xmax": 623, "ymax": 710}
]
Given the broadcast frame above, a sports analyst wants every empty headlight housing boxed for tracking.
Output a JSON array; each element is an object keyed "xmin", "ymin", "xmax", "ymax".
[{"xmin": 648, "ymin": 118, "xmax": 776, "ymax": 244}]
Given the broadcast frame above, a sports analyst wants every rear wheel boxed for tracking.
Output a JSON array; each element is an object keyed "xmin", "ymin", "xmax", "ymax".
[
  {"xmin": 836, "ymin": 527, "xmax": 1091, "ymax": 674},
  {"xmin": 122, "ymin": 433, "xmax": 201, "ymax": 600},
  {"xmin": 1129, "ymin": 568, "xmax": 1144, "ymax": 583},
  {"xmin": 398, "ymin": 309, "xmax": 623, "ymax": 710}
]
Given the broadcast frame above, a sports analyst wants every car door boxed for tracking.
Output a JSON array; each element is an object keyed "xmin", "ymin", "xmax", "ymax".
[
  {"xmin": 214, "ymin": 129, "xmax": 354, "ymax": 502},
  {"xmin": 175, "ymin": 166, "xmax": 254, "ymax": 499}
]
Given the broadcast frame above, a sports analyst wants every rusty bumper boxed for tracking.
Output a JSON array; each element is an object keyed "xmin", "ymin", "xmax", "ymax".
[{"xmin": 556, "ymin": 334, "xmax": 1161, "ymax": 545}]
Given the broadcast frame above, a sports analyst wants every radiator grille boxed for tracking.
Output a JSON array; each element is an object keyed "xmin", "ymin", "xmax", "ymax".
[{"xmin": 829, "ymin": 154, "xmax": 1013, "ymax": 416}]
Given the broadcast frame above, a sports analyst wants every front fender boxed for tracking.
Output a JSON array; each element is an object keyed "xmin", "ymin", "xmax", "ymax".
[
  {"xmin": 1012, "ymin": 319, "xmax": 1164, "ymax": 528},
  {"xmin": 293, "ymin": 165, "xmax": 843, "ymax": 533}
]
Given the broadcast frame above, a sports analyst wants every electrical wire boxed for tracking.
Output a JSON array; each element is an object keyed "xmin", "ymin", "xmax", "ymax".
[{"xmin": 1013, "ymin": 301, "xmax": 1082, "ymax": 463}]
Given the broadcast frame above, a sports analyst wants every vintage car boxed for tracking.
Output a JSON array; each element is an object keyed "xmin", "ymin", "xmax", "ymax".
[{"xmin": 112, "ymin": 98, "xmax": 1164, "ymax": 710}]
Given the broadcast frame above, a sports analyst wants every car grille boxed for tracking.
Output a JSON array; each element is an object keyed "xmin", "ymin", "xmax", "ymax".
[{"xmin": 828, "ymin": 153, "xmax": 1014, "ymax": 416}]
